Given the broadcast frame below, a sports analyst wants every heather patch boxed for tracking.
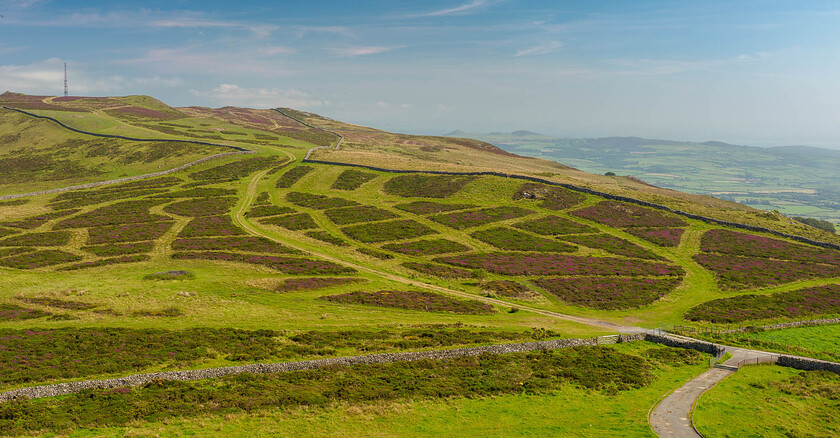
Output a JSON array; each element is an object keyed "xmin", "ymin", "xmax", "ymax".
[
  {"xmin": 402, "ymin": 262, "xmax": 473, "ymax": 279},
  {"xmin": 342, "ymin": 219, "xmax": 436, "ymax": 243},
  {"xmin": 513, "ymin": 215, "xmax": 595, "ymax": 235},
  {"xmin": 514, "ymin": 183, "xmax": 585, "ymax": 210},
  {"xmin": 322, "ymin": 290, "xmax": 494, "ymax": 314},
  {"xmin": 151, "ymin": 188, "xmax": 236, "ymax": 199},
  {"xmin": 275, "ymin": 277, "xmax": 362, "ymax": 292},
  {"xmin": 0, "ymin": 250, "xmax": 82, "ymax": 269},
  {"xmin": 0, "ymin": 228, "xmax": 19, "ymax": 239},
  {"xmin": 245, "ymin": 205, "xmax": 295, "ymax": 218},
  {"xmin": 324, "ymin": 205, "xmax": 399, "ymax": 225},
  {"xmin": 686, "ymin": 284, "xmax": 840, "ymax": 323},
  {"xmin": 171, "ymin": 252, "xmax": 355, "ymax": 275},
  {"xmin": 694, "ymin": 254, "xmax": 840, "ymax": 290},
  {"xmin": 559, "ymin": 234, "xmax": 664, "ymax": 260},
  {"xmin": 144, "ymin": 271, "xmax": 194, "ymax": 280},
  {"xmin": 331, "ymin": 169, "xmax": 377, "ymax": 190},
  {"xmin": 382, "ymin": 238, "xmax": 470, "ymax": 255},
  {"xmin": 478, "ymin": 280, "xmax": 539, "ymax": 300},
  {"xmin": 471, "ymin": 227, "xmax": 576, "ymax": 252},
  {"xmin": 286, "ymin": 192, "xmax": 359, "ymax": 210},
  {"xmin": 48, "ymin": 189, "xmax": 169, "ymax": 209},
  {"xmin": 429, "ymin": 206, "xmax": 534, "ymax": 229},
  {"xmin": 436, "ymin": 253, "xmax": 683, "ymax": 277},
  {"xmin": 87, "ymin": 221, "xmax": 173, "ymax": 244},
  {"xmin": 275, "ymin": 166, "xmax": 314, "ymax": 188},
  {"xmin": 700, "ymin": 229, "xmax": 840, "ymax": 265},
  {"xmin": 132, "ymin": 307, "xmax": 183, "ymax": 318},
  {"xmin": 179, "ymin": 216, "xmax": 245, "ymax": 237},
  {"xmin": 0, "ymin": 199, "xmax": 27, "ymax": 207},
  {"xmin": 1, "ymin": 209, "xmax": 80, "ymax": 229},
  {"xmin": 0, "ymin": 231, "xmax": 71, "ymax": 247},
  {"xmin": 54, "ymin": 200, "xmax": 168, "ymax": 229},
  {"xmin": 83, "ymin": 241, "xmax": 154, "ymax": 257},
  {"xmin": 304, "ymin": 231, "xmax": 349, "ymax": 246},
  {"xmin": 0, "ymin": 304, "xmax": 51, "ymax": 321},
  {"xmin": 383, "ymin": 174, "xmax": 476, "ymax": 198},
  {"xmin": 18, "ymin": 297, "xmax": 97, "ymax": 311},
  {"xmin": 189, "ymin": 156, "xmax": 286, "ymax": 181},
  {"xmin": 0, "ymin": 248, "xmax": 32, "ymax": 258},
  {"xmin": 625, "ymin": 227, "xmax": 684, "ymax": 247},
  {"xmin": 172, "ymin": 236, "xmax": 298, "ymax": 254},
  {"xmin": 261, "ymin": 212, "xmax": 318, "ymax": 231},
  {"xmin": 254, "ymin": 192, "xmax": 270, "ymax": 204},
  {"xmin": 394, "ymin": 201, "xmax": 477, "ymax": 215},
  {"xmin": 572, "ymin": 201, "xmax": 687, "ymax": 228},
  {"xmin": 162, "ymin": 197, "xmax": 237, "ymax": 217},
  {"xmin": 58, "ymin": 255, "xmax": 150, "ymax": 271},
  {"xmin": 356, "ymin": 248, "xmax": 394, "ymax": 259},
  {"xmin": 534, "ymin": 277, "xmax": 681, "ymax": 309}
]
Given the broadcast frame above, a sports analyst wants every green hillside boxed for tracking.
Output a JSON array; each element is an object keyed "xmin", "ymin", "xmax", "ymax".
[{"xmin": 1, "ymin": 94, "xmax": 839, "ymax": 436}]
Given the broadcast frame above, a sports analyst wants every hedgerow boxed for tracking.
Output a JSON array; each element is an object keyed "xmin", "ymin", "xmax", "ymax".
[
  {"xmin": 429, "ymin": 206, "xmax": 534, "ymax": 229},
  {"xmin": 171, "ymin": 252, "xmax": 355, "ymax": 275},
  {"xmin": 572, "ymin": 201, "xmax": 687, "ymax": 228},
  {"xmin": 382, "ymin": 174, "xmax": 476, "ymax": 198},
  {"xmin": 261, "ymin": 212, "xmax": 318, "ymax": 231},
  {"xmin": 382, "ymin": 238, "xmax": 470, "ymax": 255},
  {"xmin": 87, "ymin": 222, "xmax": 173, "ymax": 245},
  {"xmin": 275, "ymin": 166, "xmax": 314, "ymax": 188},
  {"xmin": 471, "ymin": 227, "xmax": 576, "ymax": 252},
  {"xmin": 322, "ymin": 290, "xmax": 494, "ymax": 314},
  {"xmin": 513, "ymin": 215, "xmax": 595, "ymax": 235},
  {"xmin": 342, "ymin": 219, "xmax": 436, "ymax": 243},
  {"xmin": 685, "ymin": 284, "xmax": 840, "ymax": 323},
  {"xmin": 286, "ymin": 192, "xmax": 359, "ymax": 210},
  {"xmin": 534, "ymin": 277, "xmax": 681, "ymax": 309},
  {"xmin": 178, "ymin": 216, "xmax": 245, "ymax": 237},
  {"xmin": 323, "ymin": 205, "xmax": 399, "ymax": 225},
  {"xmin": 394, "ymin": 201, "xmax": 477, "ymax": 215},
  {"xmin": 172, "ymin": 236, "xmax": 298, "ymax": 254},
  {"xmin": 331, "ymin": 169, "xmax": 378, "ymax": 190}
]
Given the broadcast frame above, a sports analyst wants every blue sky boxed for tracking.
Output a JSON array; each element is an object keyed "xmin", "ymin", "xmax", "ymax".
[{"xmin": 1, "ymin": 0, "xmax": 839, "ymax": 147}]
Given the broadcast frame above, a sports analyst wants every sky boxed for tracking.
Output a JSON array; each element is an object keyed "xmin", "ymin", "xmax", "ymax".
[{"xmin": 1, "ymin": 0, "xmax": 839, "ymax": 147}]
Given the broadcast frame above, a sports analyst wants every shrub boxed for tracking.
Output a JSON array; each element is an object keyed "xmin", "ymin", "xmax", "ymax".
[
  {"xmin": 87, "ymin": 221, "xmax": 173, "ymax": 244},
  {"xmin": 402, "ymin": 262, "xmax": 473, "ymax": 278},
  {"xmin": 436, "ymin": 253, "xmax": 684, "ymax": 277},
  {"xmin": 624, "ymin": 227, "xmax": 684, "ymax": 247},
  {"xmin": 513, "ymin": 183, "xmax": 585, "ymax": 210},
  {"xmin": 559, "ymin": 234, "xmax": 664, "ymax": 260},
  {"xmin": 171, "ymin": 252, "xmax": 356, "ymax": 275},
  {"xmin": 286, "ymin": 192, "xmax": 359, "ymax": 210},
  {"xmin": 793, "ymin": 217, "xmax": 836, "ymax": 233},
  {"xmin": 342, "ymin": 219, "xmax": 436, "ymax": 243},
  {"xmin": 471, "ymin": 227, "xmax": 576, "ymax": 252},
  {"xmin": 513, "ymin": 215, "xmax": 595, "ymax": 235},
  {"xmin": 0, "ymin": 231, "xmax": 71, "ymax": 247},
  {"xmin": 58, "ymin": 255, "xmax": 150, "ymax": 271},
  {"xmin": 304, "ymin": 231, "xmax": 349, "ymax": 246},
  {"xmin": 331, "ymin": 169, "xmax": 378, "ymax": 190},
  {"xmin": 382, "ymin": 238, "xmax": 470, "ymax": 255},
  {"xmin": 382, "ymin": 174, "xmax": 476, "ymax": 198},
  {"xmin": 324, "ymin": 205, "xmax": 399, "ymax": 225},
  {"xmin": 321, "ymin": 290, "xmax": 495, "ymax": 314},
  {"xmin": 163, "ymin": 197, "xmax": 237, "ymax": 217},
  {"xmin": 83, "ymin": 241, "xmax": 154, "ymax": 256},
  {"xmin": 179, "ymin": 215, "xmax": 245, "ymax": 237},
  {"xmin": 1, "ymin": 209, "xmax": 80, "ymax": 229},
  {"xmin": 261, "ymin": 212, "xmax": 318, "ymax": 231},
  {"xmin": 0, "ymin": 250, "xmax": 82, "ymax": 269},
  {"xmin": 534, "ymin": 277, "xmax": 681, "ymax": 309},
  {"xmin": 429, "ymin": 206, "xmax": 534, "ymax": 229},
  {"xmin": 572, "ymin": 201, "xmax": 687, "ymax": 228},
  {"xmin": 245, "ymin": 205, "xmax": 296, "ymax": 218},
  {"xmin": 275, "ymin": 277, "xmax": 362, "ymax": 292},
  {"xmin": 275, "ymin": 166, "xmax": 314, "ymax": 188},
  {"xmin": 172, "ymin": 236, "xmax": 298, "ymax": 254},
  {"xmin": 694, "ymin": 253, "xmax": 840, "ymax": 289},
  {"xmin": 189, "ymin": 156, "xmax": 286, "ymax": 181},
  {"xmin": 394, "ymin": 201, "xmax": 477, "ymax": 215},
  {"xmin": 686, "ymin": 284, "xmax": 840, "ymax": 323}
]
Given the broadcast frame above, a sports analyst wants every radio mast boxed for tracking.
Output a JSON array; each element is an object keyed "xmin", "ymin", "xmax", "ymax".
[{"xmin": 63, "ymin": 62, "xmax": 68, "ymax": 97}]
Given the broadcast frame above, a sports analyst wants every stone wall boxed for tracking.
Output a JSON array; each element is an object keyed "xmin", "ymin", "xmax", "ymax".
[
  {"xmin": 777, "ymin": 355, "xmax": 840, "ymax": 375},
  {"xmin": 718, "ymin": 317, "xmax": 840, "ymax": 335},
  {"xmin": 644, "ymin": 334, "xmax": 725, "ymax": 356},
  {"xmin": 0, "ymin": 337, "xmax": 597, "ymax": 403}
]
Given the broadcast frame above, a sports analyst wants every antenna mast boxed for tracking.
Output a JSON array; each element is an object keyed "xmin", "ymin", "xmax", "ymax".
[{"xmin": 63, "ymin": 62, "xmax": 68, "ymax": 97}]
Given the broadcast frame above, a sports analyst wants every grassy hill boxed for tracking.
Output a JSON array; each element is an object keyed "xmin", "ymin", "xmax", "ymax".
[
  {"xmin": 1, "ymin": 93, "xmax": 839, "ymax": 436},
  {"xmin": 458, "ymin": 130, "xmax": 840, "ymax": 228}
]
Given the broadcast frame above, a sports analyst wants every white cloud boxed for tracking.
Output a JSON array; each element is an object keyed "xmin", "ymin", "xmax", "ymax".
[
  {"xmin": 327, "ymin": 46, "xmax": 397, "ymax": 57},
  {"xmin": 133, "ymin": 76, "xmax": 185, "ymax": 88},
  {"xmin": 515, "ymin": 41, "xmax": 564, "ymax": 57},
  {"xmin": 0, "ymin": 58, "xmax": 125, "ymax": 95},
  {"xmin": 406, "ymin": 0, "xmax": 488, "ymax": 18},
  {"xmin": 190, "ymin": 84, "xmax": 327, "ymax": 109},
  {"xmin": 116, "ymin": 47, "xmax": 296, "ymax": 76}
]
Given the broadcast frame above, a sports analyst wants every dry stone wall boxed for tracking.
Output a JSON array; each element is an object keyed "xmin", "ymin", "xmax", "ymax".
[{"xmin": 776, "ymin": 355, "xmax": 840, "ymax": 375}]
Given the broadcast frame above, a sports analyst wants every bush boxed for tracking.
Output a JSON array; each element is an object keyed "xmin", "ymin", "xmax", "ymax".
[
  {"xmin": 383, "ymin": 174, "xmax": 476, "ymax": 198},
  {"xmin": 793, "ymin": 217, "xmax": 836, "ymax": 233},
  {"xmin": 357, "ymin": 248, "xmax": 394, "ymax": 259},
  {"xmin": 0, "ymin": 303, "xmax": 52, "ymax": 321}
]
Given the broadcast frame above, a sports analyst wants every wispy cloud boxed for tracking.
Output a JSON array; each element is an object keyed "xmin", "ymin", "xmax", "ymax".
[
  {"xmin": 190, "ymin": 84, "xmax": 327, "ymax": 109},
  {"xmin": 326, "ymin": 46, "xmax": 398, "ymax": 57},
  {"xmin": 515, "ymin": 41, "xmax": 564, "ymax": 57},
  {"xmin": 116, "ymin": 47, "xmax": 297, "ymax": 75},
  {"xmin": 0, "ymin": 58, "xmax": 127, "ymax": 94},
  {"xmin": 293, "ymin": 26, "xmax": 355, "ymax": 39},
  {"xmin": 407, "ymin": 0, "xmax": 489, "ymax": 18}
]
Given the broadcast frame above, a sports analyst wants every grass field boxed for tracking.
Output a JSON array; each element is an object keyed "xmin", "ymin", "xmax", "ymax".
[
  {"xmin": 699, "ymin": 324, "xmax": 840, "ymax": 361},
  {"xmin": 694, "ymin": 365, "xmax": 840, "ymax": 438}
]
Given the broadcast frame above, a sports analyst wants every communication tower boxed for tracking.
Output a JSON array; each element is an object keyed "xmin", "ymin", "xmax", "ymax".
[{"xmin": 64, "ymin": 62, "xmax": 68, "ymax": 97}]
